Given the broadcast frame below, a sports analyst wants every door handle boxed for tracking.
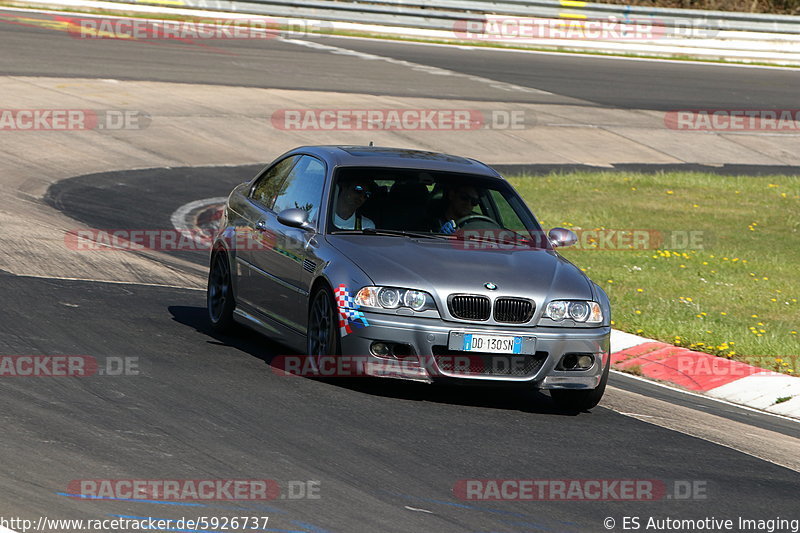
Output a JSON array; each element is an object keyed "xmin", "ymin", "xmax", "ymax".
[{"xmin": 255, "ymin": 220, "xmax": 268, "ymax": 232}]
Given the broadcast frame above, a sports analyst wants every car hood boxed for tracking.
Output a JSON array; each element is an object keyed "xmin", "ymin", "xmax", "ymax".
[{"xmin": 325, "ymin": 235, "xmax": 593, "ymax": 304}]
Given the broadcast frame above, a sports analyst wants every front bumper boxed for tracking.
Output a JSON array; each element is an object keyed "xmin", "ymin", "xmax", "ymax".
[{"xmin": 340, "ymin": 311, "xmax": 610, "ymax": 388}]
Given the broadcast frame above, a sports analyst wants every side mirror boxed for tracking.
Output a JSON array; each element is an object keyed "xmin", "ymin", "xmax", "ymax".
[
  {"xmin": 548, "ymin": 227, "xmax": 578, "ymax": 248},
  {"xmin": 277, "ymin": 208, "xmax": 314, "ymax": 231}
]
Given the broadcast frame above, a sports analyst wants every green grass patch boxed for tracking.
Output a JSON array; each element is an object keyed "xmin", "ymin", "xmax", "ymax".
[{"xmin": 508, "ymin": 171, "xmax": 800, "ymax": 374}]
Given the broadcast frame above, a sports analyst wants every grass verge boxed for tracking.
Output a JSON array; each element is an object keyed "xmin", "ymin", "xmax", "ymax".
[{"xmin": 508, "ymin": 171, "xmax": 800, "ymax": 374}]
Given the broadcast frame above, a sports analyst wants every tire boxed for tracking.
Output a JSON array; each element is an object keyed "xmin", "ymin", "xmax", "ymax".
[
  {"xmin": 307, "ymin": 286, "xmax": 341, "ymax": 373},
  {"xmin": 207, "ymin": 251, "xmax": 236, "ymax": 333},
  {"xmin": 550, "ymin": 358, "xmax": 610, "ymax": 412}
]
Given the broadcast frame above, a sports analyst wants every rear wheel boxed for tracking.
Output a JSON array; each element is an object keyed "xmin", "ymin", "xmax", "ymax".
[
  {"xmin": 207, "ymin": 251, "xmax": 235, "ymax": 332},
  {"xmin": 550, "ymin": 359, "xmax": 610, "ymax": 412},
  {"xmin": 307, "ymin": 286, "xmax": 340, "ymax": 373}
]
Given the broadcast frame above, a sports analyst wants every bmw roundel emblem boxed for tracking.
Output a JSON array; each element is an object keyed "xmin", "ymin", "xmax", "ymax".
[{"xmin": 484, "ymin": 282, "xmax": 497, "ymax": 290}]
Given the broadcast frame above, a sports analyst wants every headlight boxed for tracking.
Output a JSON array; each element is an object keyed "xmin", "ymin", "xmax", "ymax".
[
  {"xmin": 547, "ymin": 300, "xmax": 568, "ymax": 320},
  {"xmin": 356, "ymin": 286, "xmax": 437, "ymax": 312},
  {"xmin": 568, "ymin": 301, "xmax": 590, "ymax": 322},
  {"xmin": 378, "ymin": 288, "xmax": 401, "ymax": 308},
  {"xmin": 403, "ymin": 290, "xmax": 427, "ymax": 311},
  {"xmin": 543, "ymin": 300, "xmax": 603, "ymax": 324}
]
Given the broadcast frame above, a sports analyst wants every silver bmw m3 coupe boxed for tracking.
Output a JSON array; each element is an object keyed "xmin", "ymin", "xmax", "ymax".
[{"xmin": 207, "ymin": 146, "xmax": 611, "ymax": 411}]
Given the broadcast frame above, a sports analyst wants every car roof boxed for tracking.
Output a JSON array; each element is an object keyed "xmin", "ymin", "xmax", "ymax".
[{"xmin": 291, "ymin": 146, "xmax": 503, "ymax": 178}]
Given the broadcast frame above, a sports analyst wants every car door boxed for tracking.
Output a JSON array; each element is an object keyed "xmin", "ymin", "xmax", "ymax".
[
  {"xmin": 243, "ymin": 155, "xmax": 327, "ymax": 333},
  {"xmin": 235, "ymin": 155, "xmax": 299, "ymax": 324}
]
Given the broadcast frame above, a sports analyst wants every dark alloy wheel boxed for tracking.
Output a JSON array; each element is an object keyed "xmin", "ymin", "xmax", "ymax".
[
  {"xmin": 307, "ymin": 286, "xmax": 340, "ymax": 374},
  {"xmin": 207, "ymin": 251, "xmax": 235, "ymax": 332}
]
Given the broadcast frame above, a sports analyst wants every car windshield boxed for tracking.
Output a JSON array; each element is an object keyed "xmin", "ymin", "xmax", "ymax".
[{"xmin": 327, "ymin": 167, "xmax": 547, "ymax": 248}]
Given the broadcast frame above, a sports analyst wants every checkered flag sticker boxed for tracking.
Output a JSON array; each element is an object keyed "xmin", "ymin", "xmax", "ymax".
[{"xmin": 335, "ymin": 284, "xmax": 369, "ymax": 336}]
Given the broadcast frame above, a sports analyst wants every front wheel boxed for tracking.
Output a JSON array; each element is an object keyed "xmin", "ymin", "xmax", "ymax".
[
  {"xmin": 307, "ymin": 286, "xmax": 341, "ymax": 373},
  {"xmin": 207, "ymin": 251, "xmax": 236, "ymax": 333},
  {"xmin": 550, "ymin": 359, "xmax": 610, "ymax": 412}
]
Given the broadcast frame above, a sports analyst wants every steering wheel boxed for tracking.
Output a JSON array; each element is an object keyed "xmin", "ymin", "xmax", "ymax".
[{"xmin": 454, "ymin": 214, "xmax": 500, "ymax": 229}]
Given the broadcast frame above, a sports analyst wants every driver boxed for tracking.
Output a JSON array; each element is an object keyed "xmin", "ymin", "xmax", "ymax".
[
  {"xmin": 333, "ymin": 176, "xmax": 376, "ymax": 230},
  {"xmin": 433, "ymin": 184, "xmax": 480, "ymax": 234}
]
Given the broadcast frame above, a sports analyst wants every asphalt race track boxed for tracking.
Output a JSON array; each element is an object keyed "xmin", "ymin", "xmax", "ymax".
[
  {"xmin": 1, "ymin": 8, "xmax": 799, "ymax": 532},
  {"xmin": 2, "ymin": 10, "xmax": 799, "ymax": 110}
]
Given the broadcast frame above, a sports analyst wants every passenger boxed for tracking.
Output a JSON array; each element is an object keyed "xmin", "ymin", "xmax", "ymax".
[{"xmin": 333, "ymin": 176, "xmax": 376, "ymax": 230}]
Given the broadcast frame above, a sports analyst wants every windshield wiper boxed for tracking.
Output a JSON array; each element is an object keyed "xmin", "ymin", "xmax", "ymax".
[{"xmin": 360, "ymin": 228, "xmax": 450, "ymax": 240}]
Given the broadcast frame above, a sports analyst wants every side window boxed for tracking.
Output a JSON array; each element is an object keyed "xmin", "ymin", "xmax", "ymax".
[
  {"xmin": 272, "ymin": 156, "xmax": 326, "ymax": 224},
  {"xmin": 251, "ymin": 156, "xmax": 299, "ymax": 209},
  {"xmin": 489, "ymin": 189, "xmax": 526, "ymax": 230}
]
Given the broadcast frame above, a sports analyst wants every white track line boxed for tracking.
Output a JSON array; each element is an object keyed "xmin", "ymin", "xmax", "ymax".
[
  {"xmin": 283, "ymin": 38, "xmax": 556, "ymax": 95},
  {"xmin": 609, "ymin": 370, "xmax": 800, "ymax": 425}
]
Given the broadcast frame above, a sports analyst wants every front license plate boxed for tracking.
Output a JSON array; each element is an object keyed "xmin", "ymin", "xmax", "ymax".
[{"xmin": 462, "ymin": 334, "xmax": 523, "ymax": 354}]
